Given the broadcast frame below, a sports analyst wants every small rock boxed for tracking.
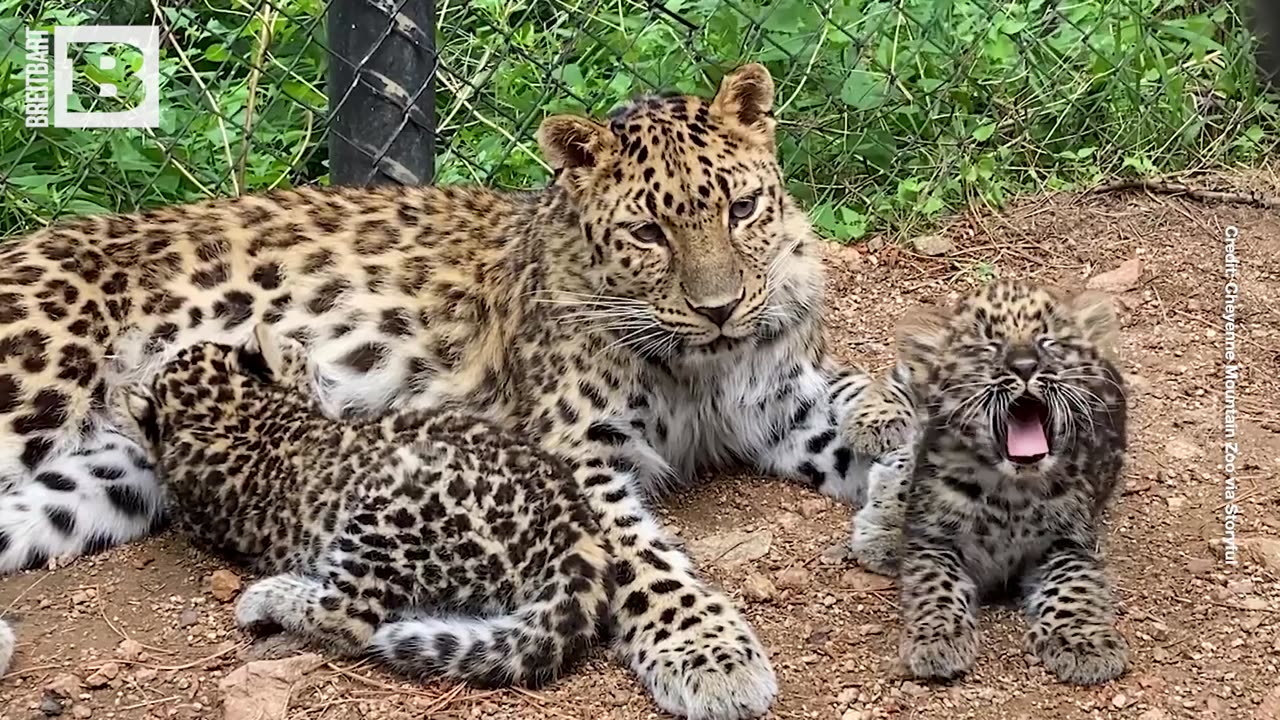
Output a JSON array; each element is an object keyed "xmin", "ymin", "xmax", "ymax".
[
  {"xmin": 1260, "ymin": 687, "xmax": 1280, "ymax": 719},
  {"xmin": 71, "ymin": 706, "xmax": 92, "ymax": 720},
  {"xmin": 179, "ymin": 607, "xmax": 200, "ymax": 628},
  {"xmin": 134, "ymin": 667, "xmax": 158, "ymax": 684},
  {"xmin": 115, "ymin": 639, "xmax": 145, "ymax": 661},
  {"xmin": 741, "ymin": 573, "xmax": 777, "ymax": 602},
  {"xmin": 1244, "ymin": 536, "xmax": 1280, "ymax": 576},
  {"xmin": 70, "ymin": 590, "xmax": 92, "ymax": 606},
  {"xmin": 220, "ymin": 653, "xmax": 325, "ymax": 720},
  {"xmin": 1122, "ymin": 478, "xmax": 1154, "ymax": 495},
  {"xmin": 1163, "ymin": 438, "xmax": 1202, "ymax": 461},
  {"xmin": 836, "ymin": 687, "xmax": 859, "ymax": 705},
  {"xmin": 1226, "ymin": 578, "xmax": 1255, "ymax": 596},
  {"xmin": 857, "ymin": 623, "xmax": 885, "ymax": 636},
  {"xmin": 775, "ymin": 566, "xmax": 811, "ymax": 589},
  {"xmin": 798, "ymin": 498, "xmax": 828, "ymax": 519},
  {"xmin": 1137, "ymin": 710, "xmax": 1172, "ymax": 720},
  {"xmin": 688, "ymin": 531, "xmax": 772, "ymax": 569},
  {"xmin": 1086, "ymin": 257, "xmax": 1142, "ymax": 293},
  {"xmin": 1166, "ymin": 496, "xmax": 1187, "ymax": 511},
  {"xmin": 39, "ymin": 695, "xmax": 65, "ymax": 717},
  {"xmin": 84, "ymin": 666, "xmax": 114, "ymax": 689},
  {"xmin": 1113, "ymin": 692, "xmax": 1133, "ymax": 709},
  {"xmin": 819, "ymin": 543, "xmax": 851, "ymax": 565},
  {"xmin": 911, "ymin": 235, "xmax": 953, "ymax": 256},
  {"xmin": 901, "ymin": 681, "xmax": 928, "ymax": 697},
  {"xmin": 840, "ymin": 568, "xmax": 893, "ymax": 592},
  {"xmin": 44, "ymin": 674, "xmax": 84, "ymax": 699},
  {"xmin": 210, "ymin": 569, "xmax": 243, "ymax": 602},
  {"xmin": 1186, "ymin": 557, "xmax": 1215, "ymax": 576}
]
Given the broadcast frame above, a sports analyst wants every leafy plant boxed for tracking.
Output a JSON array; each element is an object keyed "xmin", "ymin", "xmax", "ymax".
[{"xmin": 1, "ymin": 0, "xmax": 1275, "ymax": 241}]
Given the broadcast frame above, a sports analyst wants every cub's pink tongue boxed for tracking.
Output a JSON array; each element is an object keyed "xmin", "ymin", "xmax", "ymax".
[{"xmin": 1007, "ymin": 412, "xmax": 1049, "ymax": 457}]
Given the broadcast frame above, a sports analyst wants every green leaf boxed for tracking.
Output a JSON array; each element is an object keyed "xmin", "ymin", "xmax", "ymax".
[
  {"xmin": 971, "ymin": 123, "xmax": 996, "ymax": 141},
  {"xmin": 840, "ymin": 70, "xmax": 886, "ymax": 111}
]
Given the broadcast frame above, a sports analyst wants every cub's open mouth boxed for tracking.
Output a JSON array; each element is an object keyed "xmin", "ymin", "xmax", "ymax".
[{"xmin": 1005, "ymin": 396, "xmax": 1050, "ymax": 464}]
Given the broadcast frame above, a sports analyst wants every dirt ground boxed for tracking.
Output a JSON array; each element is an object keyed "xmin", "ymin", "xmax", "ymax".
[{"xmin": 2, "ymin": 182, "xmax": 1279, "ymax": 720}]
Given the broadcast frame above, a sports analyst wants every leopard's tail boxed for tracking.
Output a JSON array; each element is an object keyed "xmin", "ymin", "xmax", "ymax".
[{"xmin": 369, "ymin": 535, "xmax": 614, "ymax": 687}]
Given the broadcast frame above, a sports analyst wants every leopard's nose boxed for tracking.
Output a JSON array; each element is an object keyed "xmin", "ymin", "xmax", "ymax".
[
  {"xmin": 1008, "ymin": 346, "xmax": 1038, "ymax": 380},
  {"xmin": 689, "ymin": 298, "xmax": 740, "ymax": 327}
]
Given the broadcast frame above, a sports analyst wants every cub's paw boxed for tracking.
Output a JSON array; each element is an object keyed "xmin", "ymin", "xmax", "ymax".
[
  {"xmin": 234, "ymin": 576, "xmax": 300, "ymax": 635},
  {"xmin": 843, "ymin": 401, "xmax": 916, "ymax": 459},
  {"xmin": 629, "ymin": 596, "xmax": 776, "ymax": 720},
  {"xmin": 849, "ymin": 515, "xmax": 900, "ymax": 577},
  {"xmin": 642, "ymin": 633, "xmax": 776, "ymax": 720},
  {"xmin": 900, "ymin": 628, "xmax": 979, "ymax": 681},
  {"xmin": 1030, "ymin": 624, "xmax": 1129, "ymax": 685}
]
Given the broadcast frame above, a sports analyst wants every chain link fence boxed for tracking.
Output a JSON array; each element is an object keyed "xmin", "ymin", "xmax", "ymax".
[{"xmin": 2, "ymin": 0, "xmax": 1276, "ymax": 241}]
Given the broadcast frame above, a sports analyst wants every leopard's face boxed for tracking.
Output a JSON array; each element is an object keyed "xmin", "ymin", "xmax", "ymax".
[
  {"xmin": 536, "ymin": 64, "xmax": 820, "ymax": 358},
  {"xmin": 898, "ymin": 281, "xmax": 1123, "ymax": 474},
  {"xmin": 118, "ymin": 342, "xmax": 277, "ymax": 454}
]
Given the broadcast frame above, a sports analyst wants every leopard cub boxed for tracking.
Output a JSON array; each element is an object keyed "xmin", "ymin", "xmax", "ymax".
[
  {"xmin": 853, "ymin": 280, "xmax": 1128, "ymax": 685},
  {"xmin": 117, "ymin": 324, "xmax": 614, "ymax": 688}
]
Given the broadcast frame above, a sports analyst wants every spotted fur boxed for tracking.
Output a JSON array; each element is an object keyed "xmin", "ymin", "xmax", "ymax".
[
  {"xmin": 850, "ymin": 280, "xmax": 1129, "ymax": 685},
  {"xmin": 0, "ymin": 65, "xmax": 912, "ymax": 715},
  {"xmin": 115, "ymin": 326, "xmax": 613, "ymax": 686}
]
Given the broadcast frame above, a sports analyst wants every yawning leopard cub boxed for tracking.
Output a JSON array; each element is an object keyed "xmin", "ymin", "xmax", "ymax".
[{"xmin": 850, "ymin": 280, "xmax": 1129, "ymax": 685}]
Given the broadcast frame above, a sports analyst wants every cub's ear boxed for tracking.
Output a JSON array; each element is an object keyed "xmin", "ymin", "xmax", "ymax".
[
  {"xmin": 895, "ymin": 304, "xmax": 950, "ymax": 378},
  {"xmin": 711, "ymin": 63, "xmax": 776, "ymax": 142},
  {"xmin": 1070, "ymin": 290, "xmax": 1119, "ymax": 356},
  {"xmin": 122, "ymin": 387, "xmax": 159, "ymax": 446},
  {"xmin": 250, "ymin": 322, "xmax": 287, "ymax": 379}
]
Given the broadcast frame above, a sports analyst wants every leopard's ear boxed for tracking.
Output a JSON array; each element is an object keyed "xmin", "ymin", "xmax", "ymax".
[
  {"xmin": 537, "ymin": 114, "xmax": 620, "ymax": 200},
  {"xmin": 244, "ymin": 322, "xmax": 290, "ymax": 381},
  {"xmin": 711, "ymin": 63, "xmax": 776, "ymax": 144},
  {"xmin": 895, "ymin": 304, "xmax": 950, "ymax": 377},
  {"xmin": 1070, "ymin": 290, "xmax": 1119, "ymax": 356},
  {"xmin": 122, "ymin": 386, "xmax": 159, "ymax": 446}
]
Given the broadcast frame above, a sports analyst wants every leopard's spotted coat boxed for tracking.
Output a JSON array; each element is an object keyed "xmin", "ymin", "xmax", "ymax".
[{"xmin": 0, "ymin": 65, "xmax": 913, "ymax": 717}]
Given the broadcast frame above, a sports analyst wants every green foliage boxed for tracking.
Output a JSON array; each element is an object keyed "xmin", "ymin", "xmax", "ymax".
[{"xmin": 1, "ymin": 0, "xmax": 1276, "ymax": 240}]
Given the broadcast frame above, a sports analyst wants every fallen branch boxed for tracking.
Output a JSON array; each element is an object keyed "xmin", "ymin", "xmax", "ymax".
[{"xmin": 1092, "ymin": 179, "xmax": 1280, "ymax": 208}]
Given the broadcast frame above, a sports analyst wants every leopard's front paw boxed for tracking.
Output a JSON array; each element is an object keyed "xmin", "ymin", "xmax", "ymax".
[
  {"xmin": 625, "ymin": 592, "xmax": 776, "ymax": 719},
  {"xmin": 849, "ymin": 511, "xmax": 900, "ymax": 577},
  {"xmin": 1029, "ymin": 623, "xmax": 1129, "ymax": 685},
  {"xmin": 900, "ymin": 626, "xmax": 979, "ymax": 681}
]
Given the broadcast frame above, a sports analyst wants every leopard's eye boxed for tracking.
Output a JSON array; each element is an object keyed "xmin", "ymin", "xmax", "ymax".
[
  {"xmin": 630, "ymin": 222, "xmax": 667, "ymax": 246},
  {"xmin": 729, "ymin": 194, "xmax": 759, "ymax": 224},
  {"xmin": 1038, "ymin": 336, "xmax": 1059, "ymax": 351}
]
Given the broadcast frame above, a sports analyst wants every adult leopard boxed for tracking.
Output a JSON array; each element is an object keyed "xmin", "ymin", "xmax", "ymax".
[{"xmin": 0, "ymin": 64, "xmax": 914, "ymax": 718}]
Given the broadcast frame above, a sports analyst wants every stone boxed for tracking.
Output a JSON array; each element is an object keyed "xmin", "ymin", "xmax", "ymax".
[
  {"xmin": 911, "ymin": 235, "xmax": 953, "ymax": 256},
  {"xmin": 39, "ymin": 695, "xmax": 65, "ymax": 717},
  {"xmin": 775, "ymin": 566, "xmax": 811, "ymax": 589},
  {"xmin": 688, "ymin": 531, "xmax": 772, "ymax": 569},
  {"xmin": 219, "ymin": 654, "xmax": 324, "ymax": 720},
  {"xmin": 1086, "ymin": 257, "xmax": 1142, "ymax": 292},
  {"xmin": 741, "ymin": 572, "xmax": 777, "ymax": 602},
  {"xmin": 1244, "ymin": 536, "xmax": 1280, "ymax": 576},
  {"xmin": 115, "ymin": 639, "xmax": 145, "ymax": 661},
  {"xmin": 1163, "ymin": 438, "xmax": 1202, "ymax": 461},
  {"xmin": 210, "ymin": 569, "xmax": 243, "ymax": 602}
]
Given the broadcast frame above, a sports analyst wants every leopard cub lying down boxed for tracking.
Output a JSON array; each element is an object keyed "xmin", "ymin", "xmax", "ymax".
[
  {"xmin": 850, "ymin": 280, "xmax": 1129, "ymax": 685},
  {"xmin": 116, "ymin": 324, "xmax": 614, "ymax": 687}
]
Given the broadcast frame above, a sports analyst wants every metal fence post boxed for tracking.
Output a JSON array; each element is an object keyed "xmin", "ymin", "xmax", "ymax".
[
  {"xmin": 1251, "ymin": 0, "xmax": 1279, "ymax": 90},
  {"xmin": 327, "ymin": 0, "xmax": 436, "ymax": 186}
]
